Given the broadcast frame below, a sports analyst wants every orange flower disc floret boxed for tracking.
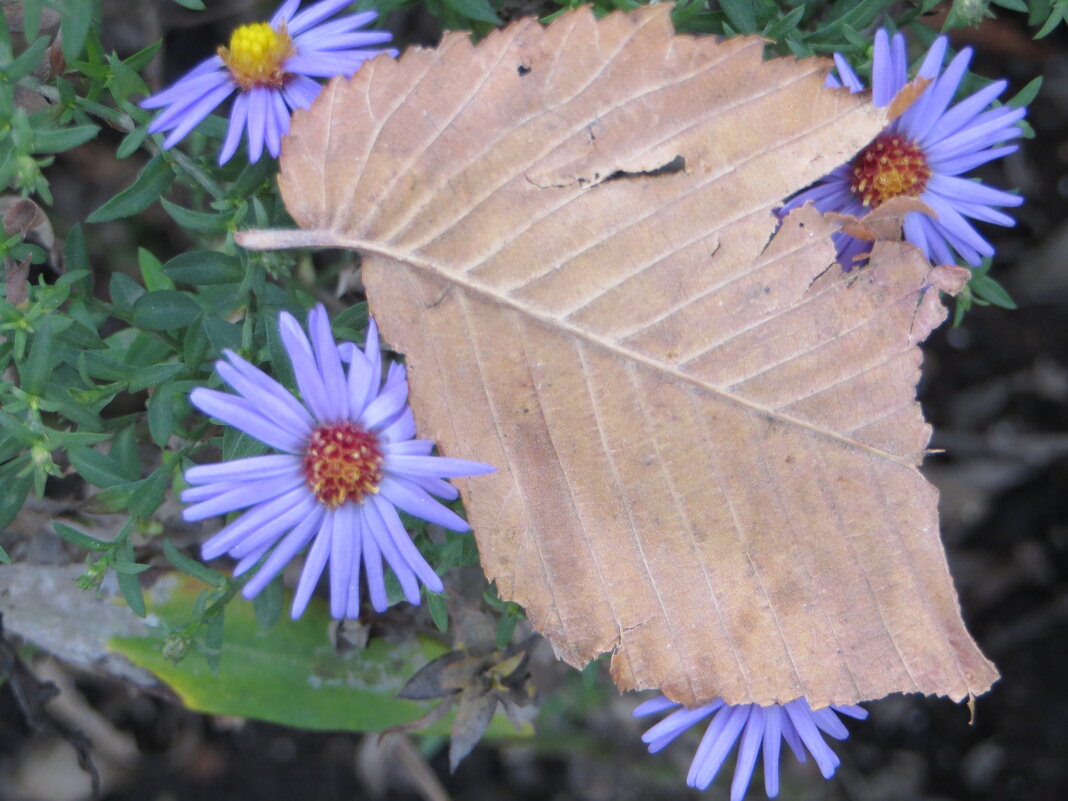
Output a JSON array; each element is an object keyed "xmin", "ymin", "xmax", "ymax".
[
  {"xmin": 303, "ymin": 422, "xmax": 384, "ymax": 509},
  {"xmin": 849, "ymin": 133, "xmax": 932, "ymax": 208},
  {"xmin": 218, "ymin": 22, "xmax": 295, "ymax": 91}
]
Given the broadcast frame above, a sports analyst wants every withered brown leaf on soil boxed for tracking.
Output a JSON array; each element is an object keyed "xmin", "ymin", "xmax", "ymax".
[{"xmin": 242, "ymin": 5, "xmax": 998, "ymax": 707}]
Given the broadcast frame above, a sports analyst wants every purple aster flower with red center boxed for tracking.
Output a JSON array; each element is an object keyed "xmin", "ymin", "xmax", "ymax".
[
  {"xmin": 634, "ymin": 694, "xmax": 867, "ymax": 800},
  {"xmin": 141, "ymin": 0, "xmax": 396, "ymax": 165},
  {"xmin": 782, "ymin": 28, "xmax": 1026, "ymax": 269},
  {"xmin": 182, "ymin": 305, "xmax": 494, "ymax": 619}
]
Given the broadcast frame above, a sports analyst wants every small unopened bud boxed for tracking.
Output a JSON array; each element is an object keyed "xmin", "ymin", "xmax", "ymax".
[{"xmin": 162, "ymin": 631, "xmax": 192, "ymax": 664}]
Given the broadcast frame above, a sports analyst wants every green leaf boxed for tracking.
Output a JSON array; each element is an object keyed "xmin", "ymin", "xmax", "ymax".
[
  {"xmin": 61, "ymin": 0, "xmax": 96, "ymax": 62},
  {"xmin": 20, "ymin": 316, "xmax": 54, "ymax": 396},
  {"xmin": 0, "ymin": 412, "xmax": 36, "ymax": 447},
  {"xmin": 109, "ymin": 271, "xmax": 145, "ymax": 312},
  {"xmin": 170, "ymin": 0, "xmax": 206, "ymax": 9},
  {"xmin": 2, "ymin": 35, "xmax": 49, "ymax": 82},
  {"xmin": 116, "ymin": 125, "xmax": 150, "ymax": 159},
  {"xmin": 139, "ymin": 247, "xmax": 174, "ymax": 292},
  {"xmin": 202, "ymin": 316, "xmax": 242, "ymax": 356},
  {"xmin": 1035, "ymin": 6, "xmax": 1065, "ymax": 37},
  {"xmin": 0, "ymin": 469, "xmax": 33, "ymax": 532},
  {"xmin": 52, "ymin": 522, "xmax": 111, "ymax": 551},
  {"xmin": 110, "ymin": 576, "xmax": 460, "ymax": 731},
  {"xmin": 131, "ymin": 290, "xmax": 202, "ymax": 331},
  {"xmin": 148, "ymin": 383, "xmax": 175, "ymax": 447},
  {"xmin": 427, "ymin": 591, "xmax": 449, "ymax": 632},
  {"xmin": 718, "ymin": 0, "xmax": 757, "ymax": 32},
  {"xmin": 164, "ymin": 251, "xmax": 244, "ymax": 285},
  {"xmin": 87, "ymin": 152, "xmax": 174, "ymax": 223},
  {"xmin": 1008, "ymin": 76, "xmax": 1042, "ymax": 109},
  {"xmin": 442, "ymin": 0, "xmax": 500, "ymax": 23},
  {"xmin": 69, "ymin": 446, "xmax": 137, "ymax": 488},
  {"xmin": 65, "ymin": 224, "xmax": 90, "ymax": 273},
  {"xmin": 252, "ymin": 575, "xmax": 283, "ymax": 630},
  {"xmin": 164, "ymin": 539, "xmax": 227, "ymax": 588},
  {"xmin": 971, "ymin": 273, "xmax": 1017, "ymax": 309},
  {"xmin": 128, "ymin": 465, "xmax": 171, "ymax": 518},
  {"xmin": 0, "ymin": 544, "xmax": 9, "ymax": 564},
  {"xmin": 126, "ymin": 362, "xmax": 185, "ymax": 393},
  {"xmin": 123, "ymin": 39, "xmax": 163, "ymax": 73},
  {"xmin": 33, "ymin": 125, "xmax": 100, "ymax": 154},
  {"xmin": 495, "ymin": 610, "xmax": 519, "ymax": 648},
  {"xmin": 110, "ymin": 425, "xmax": 141, "ymax": 478},
  {"xmin": 23, "ymin": 0, "xmax": 42, "ymax": 40},
  {"xmin": 115, "ymin": 539, "xmax": 146, "ymax": 617},
  {"xmin": 161, "ymin": 199, "xmax": 233, "ymax": 234}
]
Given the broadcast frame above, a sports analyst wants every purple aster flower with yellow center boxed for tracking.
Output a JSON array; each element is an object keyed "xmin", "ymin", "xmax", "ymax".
[
  {"xmin": 634, "ymin": 694, "xmax": 867, "ymax": 800},
  {"xmin": 182, "ymin": 305, "xmax": 494, "ymax": 619},
  {"xmin": 141, "ymin": 0, "xmax": 396, "ymax": 165},
  {"xmin": 783, "ymin": 28, "xmax": 1026, "ymax": 269}
]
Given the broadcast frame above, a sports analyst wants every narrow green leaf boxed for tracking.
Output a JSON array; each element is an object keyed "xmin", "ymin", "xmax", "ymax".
[
  {"xmin": 116, "ymin": 125, "xmax": 150, "ymax": 159},
  {"xmin": 427, "ymin": 591, "xmax": 449, "ymax": 633},
  {"xmin": 109, "ymin": 271, "xmax": 145, "ymax": 311},
  {"xmin": 202, "ymin": 316, "xmax": 242, "ymax": 355},
  {"xmin": 0, "ymin": 412, "xmax": 36, "ymax": 447},
  {"xmin": 87, "ymin": 152, "xmax": 174, "ymax": 223},
  {"xmin": 33, "ymin": 125, "xmax": 100, "ymax": 154},
  {"xmin": 718, "ymin": 0, "xmax": 757, "ymax": 32},
  {"xmin": 164, "ymin": 251, "xmax": 244, "ymax": 285},
  {"xmin": 253, "ymin": 576, "xmax": 283, "ymax": 630},
  {"xmin": 116, "ymin": 540, "xmax": 146, "ymax": 617},
  {"xmin": 0, "ymin": 543, "xmax": 9, "ymax": 564},
  {"xmin": 148, "ymin": 383, "xmax": 175, "ymax": 447},
  {"xmin": 442, "ymin": 0, "xmax": 500, "ymax": 23},
  {"xmin": 204, "ymin": 610, "xmax": 225, "ymax": 672},
  {"xmin": 971, "ymin": 274, "xmax": 1017, "ymax": 309},
  {"xmin": 2, "ymin": 35, "xmax": 49, "ymax": 82},
  {"xmin": 127, "ymin": 362, "xmax": 184, "ymax": 393},
  {"xmin": 65, "ymin": 224, "xmax": 90, "ymax": 273},
  {"xmin": 20, "ymin": 316, "xmax": 54, "ymax": 396},
  {"xmin": 1008, "ymin": 76, "xmax": 1042, "ymax": 109},
  {"xmin": 110, "ymin": 425, "xmax": 141, "ymax": 478},
  {"xmin": 0, "ymin": 469, "xmax": 33, "ymax": 532},
  {"xmin": 139, "ymin": 247, "xmax": 174, "ymax": 292},
  {"xmin": 52, "ymin": 521, "xmax": 111, "ymax": 551},
  {"xmin": 164, "ymin": 539, "xmax": 227, "ymax": 588},
  {"xmin": 23, "ymin": 0, "xmax": 42, "ymax": 40},
  {"xmin": 161, "ymin": 198, "xmax": 233, "ymax": 234},
  {"xmin": 495, "ymin": 610, "xmax": 519, "ymax": 648},
  {"xmin": 1035, "ymin": 6, "xmax": 1065, "ymax": 37},
  {"xmin": 131, "ymin": 290, "xmax": 202, "ymax": 331},
  {"xmin": 123, "ymin": 39, "xmax": 163, "ymax": 73},
  {"xmin": 61, "ymin": 0, "xmax": 96, "ymax": 62},
  {"xmin": 128, "ymin": 465, "xmax": 171, "ymax": 519},
  {"xmin": 69, "ymin": 446, "xmax": 137, "ymax": 488}
]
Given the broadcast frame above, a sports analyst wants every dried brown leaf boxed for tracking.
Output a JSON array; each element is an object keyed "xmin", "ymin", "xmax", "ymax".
[{"xmin": 248, "ymin": 6, "xmax": 998, "ymax": 707}]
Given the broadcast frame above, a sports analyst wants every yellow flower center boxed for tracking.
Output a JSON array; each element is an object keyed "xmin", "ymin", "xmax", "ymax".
[
  {"xmin": 218, "ymin": 22, "xmax": 294, "ymax": 91},
  {"xmin": 849, "ymin": 133, "xmax": 932, "ymax": 208},
  {"xmin": 303, "ymin": 422, "xmax": 384, "ymax": 509}
]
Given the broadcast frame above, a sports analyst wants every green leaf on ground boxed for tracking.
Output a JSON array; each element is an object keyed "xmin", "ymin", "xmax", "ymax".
[{"xmin": 111, "ymin": 575, "xmax": 527, "ymax": 734}]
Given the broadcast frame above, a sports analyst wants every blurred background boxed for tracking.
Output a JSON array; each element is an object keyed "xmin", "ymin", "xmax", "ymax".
[{"xmin": 0, "ymin": 2, "xmax": 1066, "ymax": 800}]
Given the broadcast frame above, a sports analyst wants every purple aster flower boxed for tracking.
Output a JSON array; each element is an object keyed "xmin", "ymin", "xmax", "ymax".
[
  {"xmin": 634, "ymin": 695, "xmax": 867, "ymax": 800},
  {"xmin": 782, "ymin": 28, "xmax": 1026, "ymax": 268},
  {"xmin": 182, "ymin": 305, "xmax": 494, "ymax": 619},
  {"xmin": 141, "ymin": 0, "xmax": 396, "ymax": 165}
]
